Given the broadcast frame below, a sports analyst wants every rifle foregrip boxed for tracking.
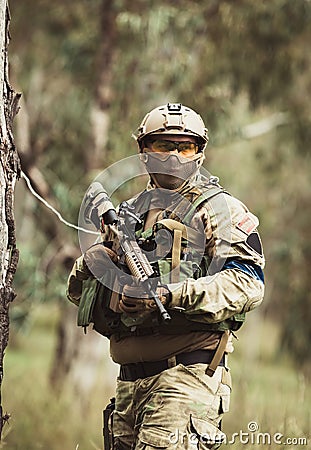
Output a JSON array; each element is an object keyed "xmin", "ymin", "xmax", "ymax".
[
  {"xmin": 125, "ymin": 253, "xmax": 147, "ymax": 280},
  {"xmin": 123, "ymin": 239, "xmax": 171, "ymax": 323},
  {"xmin": 124, "ymin": 245, "xmax": 154, "ymax": 281}
]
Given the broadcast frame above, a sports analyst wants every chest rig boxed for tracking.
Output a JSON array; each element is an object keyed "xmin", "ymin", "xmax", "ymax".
[
  {"xmin": 132, "ymin": 180, "xmax": 222, "ymax": 283},
  {"xmin": 78, "ymin": 179, "xmax": 246, "ymax": 337}
]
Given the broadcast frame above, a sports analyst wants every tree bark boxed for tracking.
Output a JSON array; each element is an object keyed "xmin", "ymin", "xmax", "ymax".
[
  {"xmin": 0, "ymin": 0, "xmax": 20, "ymax": 438},
  {"xmin": 88, "ymin": 0, "xmax": 118, "ymax": 170}
]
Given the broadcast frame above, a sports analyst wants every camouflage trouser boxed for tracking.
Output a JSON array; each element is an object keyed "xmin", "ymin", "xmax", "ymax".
[{"xmin": 112, "ymin": 363, "xmax": 231, "ymax": 450}]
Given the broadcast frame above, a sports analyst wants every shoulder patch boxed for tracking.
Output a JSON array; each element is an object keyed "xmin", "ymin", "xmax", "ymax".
[{"xmin": 237, "ymin": 213, "xmax": 258, "ymax": 235}]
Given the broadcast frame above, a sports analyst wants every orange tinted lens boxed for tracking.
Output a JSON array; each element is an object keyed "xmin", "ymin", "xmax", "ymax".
[
  {"xmin": 178, "ymin": 142, "xmax": 198, "ymax": 153},
  {"xmin": 151, "ymin": 140, "xmax": 176, "ymax": 152},
  {"xmin": 151, "ymin": 140, "xmax": 198, "ymax": 153}
]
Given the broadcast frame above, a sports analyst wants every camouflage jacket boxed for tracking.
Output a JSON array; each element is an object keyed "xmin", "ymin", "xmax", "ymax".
[{"xmin": 67, "ymin": 176, "xmax": 265, "ymax": 335}]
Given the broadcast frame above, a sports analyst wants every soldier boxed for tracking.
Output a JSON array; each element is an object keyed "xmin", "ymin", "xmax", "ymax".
[{"xmin": 67, "ymin": 103, "xmax": 265, "ymax": 450}]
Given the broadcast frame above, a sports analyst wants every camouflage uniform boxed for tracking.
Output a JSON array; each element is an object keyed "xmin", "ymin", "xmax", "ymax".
[
  {"xmin": 68, "ymin": 103, "xmax": 265, "ymax": 449},
  {"xmin": 67, "ymin": 176, "xmax": 265, "ymax": 450},
  {"xmin": 113, "ymin": 364, "xmax": 230, "ymax": 450}
]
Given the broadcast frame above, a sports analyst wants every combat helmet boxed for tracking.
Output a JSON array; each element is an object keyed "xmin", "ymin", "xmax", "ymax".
[{"xmin": 133, "ymin": 103, "xmax": 209, "ymax": 151}]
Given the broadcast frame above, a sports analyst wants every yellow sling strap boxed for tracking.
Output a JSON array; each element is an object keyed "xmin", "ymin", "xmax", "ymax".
[
  {"xmin": 153, "ymin": 218, "xmax": 204, "ymax": 283},
  {"xmin": 155, "ymin": 218, "xmax": 188, "ymax": 237},
  {"xmin": 153, "ymin": 219, "xmax": 186, "ymax": 284},
  {"xmin": 205, "ymin": 330, "xmax": 230, "ymax": 377},
  {"xmin": 171, "ymin": 229, "xmax": 182, "ymax": 283},
  {"xmin": 154, "ymin": 218, "xmax": 203, "ymax": 248}
]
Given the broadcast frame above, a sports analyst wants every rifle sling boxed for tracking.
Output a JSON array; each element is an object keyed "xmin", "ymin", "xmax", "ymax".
[{"xmin": 205, "ymin": 330, "xmax": 229, "ymax": 377}]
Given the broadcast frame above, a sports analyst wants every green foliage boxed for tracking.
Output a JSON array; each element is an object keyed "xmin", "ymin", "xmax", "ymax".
[
  {"xmin": 3, "ymin": 306, "xmax": 310, "ymax": 449},
  {"xmin": 3, "ymin": 304, "xmax": 112, "ymax": 449},
  {"xmin": 8, "ymin": 0, "xmax": 311, "ymax": 374}
]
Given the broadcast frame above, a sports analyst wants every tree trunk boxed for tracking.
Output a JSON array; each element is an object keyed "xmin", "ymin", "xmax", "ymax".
[
  {"xmin": 89, "ymin": 0, "xmax": 118, "ymax": 170},
  {"xmin": 0, "ymin": 0, "xmax": 20, "ymax": 438}
]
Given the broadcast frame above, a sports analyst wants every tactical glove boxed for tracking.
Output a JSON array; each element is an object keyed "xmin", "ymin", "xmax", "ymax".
[
  {"xmin": 83, "ymin": 243, "xmax": 118, "ymax": 278},
  {"xmin": 119, "ymin": 283, "xmax": 169, "ymax": 315}
]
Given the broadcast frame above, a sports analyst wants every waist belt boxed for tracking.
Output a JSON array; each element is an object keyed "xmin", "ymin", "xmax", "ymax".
[{"xmin": 119, "ymin": 349, "xmax": 225, "ymax": 382}]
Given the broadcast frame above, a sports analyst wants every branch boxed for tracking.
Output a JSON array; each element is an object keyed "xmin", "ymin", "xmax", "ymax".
[{"xmin": 241, "ymin": 112, "xmax": 290, "ymax": 139}]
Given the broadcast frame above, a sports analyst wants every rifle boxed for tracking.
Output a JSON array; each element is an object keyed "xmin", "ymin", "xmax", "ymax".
[
  {"xmin": 103, "ymin": 397, "xmax": 115, "ymax": 450},
  {"xmin": 83, "ymin": 182, "xmax": 171, "ymax": 323}
]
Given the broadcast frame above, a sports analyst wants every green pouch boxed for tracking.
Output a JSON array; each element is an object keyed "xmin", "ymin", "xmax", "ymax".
[
  {"xmin": 157, "ymin": 259, "xmax": 194, "ymax": 285},
  {"xmin": 77, "ymin": 277, "xmax": 99, "ymax": 327}
]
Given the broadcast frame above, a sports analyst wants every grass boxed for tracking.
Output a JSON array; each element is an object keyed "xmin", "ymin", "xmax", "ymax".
[
  {"xmin": 1, "ymin": 305, "xmax": 310, "ymax": 449},
  {"xmin": 1, "ymin": 303, "xmax": 115, "ymax": 450},
  {"xmin": 223, "ymin": 314, "xmax": 310, "ymax": 449}
]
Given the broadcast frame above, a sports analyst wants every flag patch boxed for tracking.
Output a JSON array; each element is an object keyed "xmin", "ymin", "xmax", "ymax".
[{"xmin": 237, "ymin": 213, "xmax": 258, "ymax": 234}]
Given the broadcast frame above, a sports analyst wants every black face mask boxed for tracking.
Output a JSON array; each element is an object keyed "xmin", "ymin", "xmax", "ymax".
[{"xmin": 142, "ymin": 152, "xmax": 201, "ymax": 190}]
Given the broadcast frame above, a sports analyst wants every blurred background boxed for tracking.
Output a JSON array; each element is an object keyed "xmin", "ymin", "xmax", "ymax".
[{"xmin": 2, "ymin": 0, "xmax": 310, "ymax": 448}]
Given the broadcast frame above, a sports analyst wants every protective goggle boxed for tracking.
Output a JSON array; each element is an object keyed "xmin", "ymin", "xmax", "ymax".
[{"xmin": 148, "ymin": 139, "xmax": 199, "ymax": 156}]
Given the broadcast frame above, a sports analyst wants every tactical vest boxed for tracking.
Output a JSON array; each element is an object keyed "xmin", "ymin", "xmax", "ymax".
[{"xmin": 77, "ymin": 180, "xmax": 245, "ymax": 337}]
